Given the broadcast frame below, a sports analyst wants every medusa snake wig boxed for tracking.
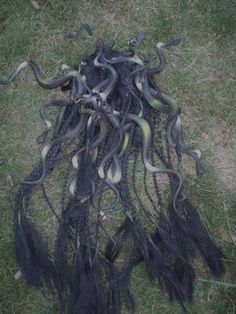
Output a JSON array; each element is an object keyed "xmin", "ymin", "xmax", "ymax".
[{"xmin": 0, "ymin": 36, "xmax": 224, "ymax": 314}]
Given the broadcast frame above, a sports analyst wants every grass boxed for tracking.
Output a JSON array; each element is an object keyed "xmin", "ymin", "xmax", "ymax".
[{"xmin": 0, "ymin": 0, "xmax": 235, "ymax": 313}]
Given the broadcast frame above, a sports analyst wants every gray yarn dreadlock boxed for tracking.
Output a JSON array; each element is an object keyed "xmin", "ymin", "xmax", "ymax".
[{"xmin": 0, "ymin": 34, "xmax": 224, "ymax": 314}]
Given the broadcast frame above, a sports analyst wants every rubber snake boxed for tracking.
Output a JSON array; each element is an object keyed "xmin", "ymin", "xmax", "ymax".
[
  {"xmin": 84, "ymin": 105, "xmax": 183, "ymax": 211},
  {"xmin": 37, "ymin": 100, "xmax": 70, "ymax": 144},
  {"xmin": 107, "ymin": 131, "xmax": 130, "ymax": 184},
  {"xmin": 79, "ymin": 106, "xmax": 131, "ymax": 185},
  {"xmin": 23, "ymin": 112, "xmax": 88, "ymax": 185},
  {"xmin": 39, "ymin": 99, "xmax": 71, "ymax": 129},
  {"xmin": 71, "ymin": 112, "xmax": 109, "ymax": 170},
  {"xmin": 93, "ymin": 51, "xmax": 118, "ymax": 101},
  {"xmin": 102, "ymin": 55, "xmax": 144, "ymax": 66},
  {"xmin": 149, "ymin": 38, "xmax": 181, "ymax": 76},
  {"xmin": 126, "ymin": 112, "xmax": 183, "ymax": 212},
  {"xmin": 0, "ymin": 60, "xmax": 84, "ymax": 90},
  {"xmin": 160, "ymin": 92, "xmax": 204, "ymax": 175}
]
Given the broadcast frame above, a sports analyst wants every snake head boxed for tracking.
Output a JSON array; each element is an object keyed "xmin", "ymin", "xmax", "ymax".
[{"xmin": 196, "ymin": 164, "xmax": 205, "ymax": 176}]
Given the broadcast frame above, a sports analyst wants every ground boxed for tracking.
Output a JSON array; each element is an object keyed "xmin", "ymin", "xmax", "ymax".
[{"xmin": 0, "ymin": 0, "xmax": 235, "ymax": 313}]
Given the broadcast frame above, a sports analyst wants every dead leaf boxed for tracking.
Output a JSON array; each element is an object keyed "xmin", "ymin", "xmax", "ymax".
[
  {"xmin": 7, "ymin": 175, "xmax": 14, "ymax": 187},
  {"xmin": 231, "ymin": 235, "xmax": 236, "ymax": 245},
  {"xmin": 30, "ymin": 0, "xmax": 40, "ymax": 10},
  {"xmin": 14, "ymin": 270, "xmax": 22, "ymax": 280}
]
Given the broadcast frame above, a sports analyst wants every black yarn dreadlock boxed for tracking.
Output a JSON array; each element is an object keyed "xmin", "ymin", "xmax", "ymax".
[{"xmin": 0, "ymin": 36, "xmax": 225, "ymax": 314}]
